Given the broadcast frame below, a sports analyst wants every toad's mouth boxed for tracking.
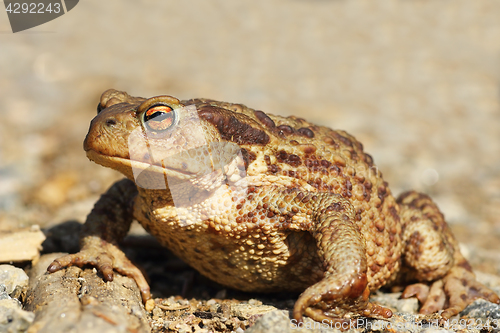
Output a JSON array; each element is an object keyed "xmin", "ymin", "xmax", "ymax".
[{"xmin": 86, "ymin": 149, "xmax": 196, "ymax": 181}]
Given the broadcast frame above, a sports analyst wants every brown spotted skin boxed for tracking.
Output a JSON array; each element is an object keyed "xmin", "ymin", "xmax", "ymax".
[
  {"xmin": 48, "ymin": 89, "xmax": 499, "ymax": 323},
  {"xmin": 180, "ymin": 97, "xmax": 404, "ymax": 294}
]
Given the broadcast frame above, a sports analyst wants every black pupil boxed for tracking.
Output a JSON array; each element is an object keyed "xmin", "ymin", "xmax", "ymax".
[{"xmin": 147, "ymin": 111, "xmax": 166, "ymax": 121}]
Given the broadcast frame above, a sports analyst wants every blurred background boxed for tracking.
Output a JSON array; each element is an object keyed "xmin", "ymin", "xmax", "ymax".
[{"xmin": 0, "ymin": 0, "xmax": 499, "ymax": 273}]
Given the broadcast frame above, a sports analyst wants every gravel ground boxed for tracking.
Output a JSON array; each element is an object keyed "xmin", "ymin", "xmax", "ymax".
[{"xmin": 1, "ymin": 0, "xmax": 500, "ymax": 331}]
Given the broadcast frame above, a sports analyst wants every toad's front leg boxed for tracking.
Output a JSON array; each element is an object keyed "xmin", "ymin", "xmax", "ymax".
[
  {"xmin": 292, "ymin": 193, "xmax": 392, "ymax": 324},
  {"xmin": 47, "ymin": 178, "xmax": 151, "ymax": 302}
]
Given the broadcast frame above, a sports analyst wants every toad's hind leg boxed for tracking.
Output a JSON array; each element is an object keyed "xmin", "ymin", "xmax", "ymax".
[
  {"xmin": 292, "ymin": 193, "xmax": 392, "ymax": 324},
  {"xmin": 398, "ymin": 191, "xmax": 499, "ymax": 318}
]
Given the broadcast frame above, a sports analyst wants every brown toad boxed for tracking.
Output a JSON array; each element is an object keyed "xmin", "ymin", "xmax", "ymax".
[{"xmin": 49, "ymin": 89, "xmax": 499, "ymax": 323}]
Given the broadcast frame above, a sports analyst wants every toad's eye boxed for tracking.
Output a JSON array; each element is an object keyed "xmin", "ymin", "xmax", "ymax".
[{"xmin": 142, "ymin": 104, "xmax": 177, "ymax": 132}]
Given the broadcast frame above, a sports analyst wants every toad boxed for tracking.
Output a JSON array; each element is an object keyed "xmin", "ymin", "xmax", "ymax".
[{"xmin": 48, "ymin": 89, "xmax": 499, "ymax": 323}]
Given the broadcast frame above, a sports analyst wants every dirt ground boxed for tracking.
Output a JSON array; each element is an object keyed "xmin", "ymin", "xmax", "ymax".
[{"xmin": 1, "ymin": 0, "xmax": 500, "ymax": 331}]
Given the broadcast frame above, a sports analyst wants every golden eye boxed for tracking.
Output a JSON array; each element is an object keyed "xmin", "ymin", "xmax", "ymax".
[{"xmin": 142, "ymin": 104, "xmax": 177, "ymax": 132}]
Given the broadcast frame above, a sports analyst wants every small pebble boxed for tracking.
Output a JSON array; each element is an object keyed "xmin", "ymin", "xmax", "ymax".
[{"xmin": 145, "ymin": 299, "xmax": 156, "ymax": 312}]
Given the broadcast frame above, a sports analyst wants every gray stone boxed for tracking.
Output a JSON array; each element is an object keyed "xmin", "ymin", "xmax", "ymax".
[
  {"xmin": 0, "ymin": 265, "xmax": 29, "ymax": 300},
  {"xmin": 369, "ymin": 291, "xmax": 419, "ymax": 314},
  {"xmin": 245, "ymin": 310, "xmax": 346, "ymax": 333},
  {"xmin": 0, "ymin": 297, "xmax": 35, "ymax": 333},
  {"xmin": 230, "ymin": 303, "xmax": 277, "ymax": 318},
  {"xmin": 461, "ymin": 299, "xmax": 500, "ymax": 319},
  {"xmin": 0, "ymin": 285, "xmax": 9, "ymax": 300}
]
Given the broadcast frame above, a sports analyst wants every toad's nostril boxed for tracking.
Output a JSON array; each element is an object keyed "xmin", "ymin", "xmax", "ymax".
[{"xmin": 105, "ymin": 118, "xmax": 117, "ymax": 126}]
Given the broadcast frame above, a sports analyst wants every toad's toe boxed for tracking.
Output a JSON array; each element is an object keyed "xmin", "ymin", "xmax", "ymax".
[
  {"xmin": 47, "ymin": 238, "xmax": 151, "ymax": 303},
  {"xmin": 402, "ymin": 267, "xmax": 500, "ymax": 318},
  {"xmin": 441, "ymin": 267, "xmax": 499, "ymax": 319}
]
